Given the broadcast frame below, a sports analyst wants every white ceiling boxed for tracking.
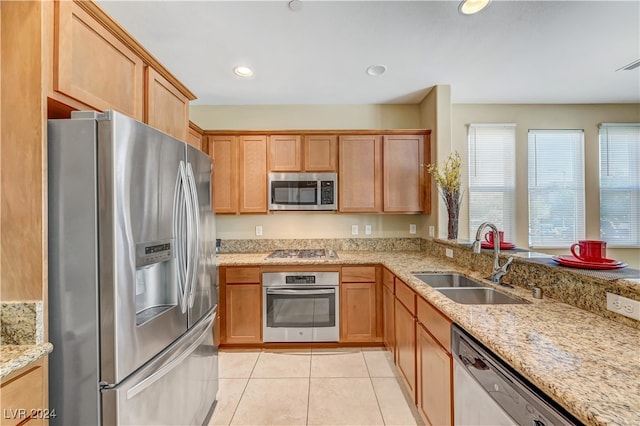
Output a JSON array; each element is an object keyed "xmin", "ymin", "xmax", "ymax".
[{"xmin": 96, "ymin": 0, "xmax": 640, "ymax": 106}]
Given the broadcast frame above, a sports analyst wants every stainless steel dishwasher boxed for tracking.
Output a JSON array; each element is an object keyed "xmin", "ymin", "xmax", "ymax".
[{"xmin": 452, "ymin": 325, "xmax": 582, "ymax": 426}]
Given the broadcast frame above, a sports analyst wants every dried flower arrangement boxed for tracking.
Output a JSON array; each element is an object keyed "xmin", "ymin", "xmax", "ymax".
[{"xmin": 427, "ymin": 151, "xmax": 463, "ymax": 240}]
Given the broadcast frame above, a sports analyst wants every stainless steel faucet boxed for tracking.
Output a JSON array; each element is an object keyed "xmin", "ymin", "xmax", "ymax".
[{"xmin": 471, "ymin": 222, "xmax": 514, "ymax": 284}]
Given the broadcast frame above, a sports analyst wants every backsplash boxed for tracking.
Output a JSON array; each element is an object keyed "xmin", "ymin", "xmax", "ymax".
[
  {"xmin": 219, "ymin": 237, "xmax": 422, "ymax": 253},
  {"xmin": 1, "ymin": 301, "xmax": 44, "ymax": 345},
  {"xmin": 423, "ymin": 239, "xmax": 640, "ymax": 329}
]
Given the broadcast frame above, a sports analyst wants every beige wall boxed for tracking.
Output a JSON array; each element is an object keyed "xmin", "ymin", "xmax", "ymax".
[
  {"xmin": 191, "ymin": 104, "xmax": 427, "ymax": 241},
  {"xmin": 451, "ymin": 103, "xmax": 640, "ymax": 267}
]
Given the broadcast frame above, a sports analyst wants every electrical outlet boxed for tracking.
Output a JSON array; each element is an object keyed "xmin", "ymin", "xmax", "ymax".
[
  {"xmin": 351, "ymin": 225, "xmax": 359, "ymax": 235},
  {"xmin": 428, "ymin": 226, "xmax": 435, "ymax": 237},
  {"xmin": 365, "ymin": 224, "xmax": 372, "ymax": 235},
  {"xmin": 409, "ymin": 224, "xmax": 417, "ymax": 234},
  {"xmin": 255, "ymin": 225, "xmax": 263, "ymax": 236},
  {"xmin": 606, "ymin": 293, "xmax": 640, "ymax": 320},
  {"xmin": 446, "ymin": 248, "xmax": 454, "ymax": 258}
]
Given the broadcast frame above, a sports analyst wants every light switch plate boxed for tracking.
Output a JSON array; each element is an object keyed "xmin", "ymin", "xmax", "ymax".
[{"xmin": 351, "ymin": 225, "xmax": 359, "ymax": 235}]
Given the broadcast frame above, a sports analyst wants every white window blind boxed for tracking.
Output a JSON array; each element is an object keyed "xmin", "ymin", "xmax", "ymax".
[
  {"xmin": 468, "ymin": 124, "xmax": 516, "ymax": 242},
  {"xmin": 599, "ymin": 124, "xmax": 640, "ymax": 247},
  {"xmin": 528, "ymin": 130, "xmax": 585, "ymax": 248}
]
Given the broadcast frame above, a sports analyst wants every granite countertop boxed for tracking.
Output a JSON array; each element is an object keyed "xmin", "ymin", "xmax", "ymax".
[
  {"xmin": 1, "ymin": 301, "xmax": 52, "ymax": 380},
  {"xmin": 0, "ymin": 344, "xmax": 53, "ymax": 379},
  {"xmin": 219, "ymin": 251, "xmax": 640, "ymax": 426}
]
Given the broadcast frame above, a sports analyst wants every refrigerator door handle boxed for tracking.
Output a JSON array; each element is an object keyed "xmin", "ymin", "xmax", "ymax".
[
  {"xmin": 174, "ymin": 161, "xmax": 191, "ymax": 313},
  {"xmin": 125, "ymin": 307, "xmax": 216, "ymax": 400},
  {"xmin": 183, "ymin": 163, "xmax": 197, "ymax": 309},
  {"xmin": 186, "ymin": 162, "xmax": 200, "ymax": 308}
]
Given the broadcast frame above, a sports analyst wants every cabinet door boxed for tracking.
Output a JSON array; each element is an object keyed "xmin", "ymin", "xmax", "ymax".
[
  {"xmin": 304, "ymin": 135, "xmax": 337, "ymax": 171},
  {"xmin": 187, "ymin": 124, "xmax": 203, "ymax": 151},
  {"xmin": 239, "ymin": 136, "xmax": 268, "ymax": 213},
  {"xmin": 383, "ymin": 284, "xmax": 395, "ymax": 353},
  {"xmin": 225, "ymin": 284, "xmax": 262, "ymax": 344},
  {"xmin": 395, "ymin": 299, "xmax": 416, "ymax": 401},
  {"xmin": 0, "ymin": 363, "xmax": 44, "ymax": 426},
  {"xmin": 417, "ymin": 325, "xmax": 453, "ymax": 426},
  {"xmin": 209, "ymin": 136, "xmax": 238, "ymax": 214},
  {"xmin": 383, "ymin": 135, "xmax": 425, "ymax": 213},
  {"xmin": 340, "ymin": 282, "xmax": 377, "ymax": 342},
  {"xmin": 145, "ymin": 67, "xmax": 189, "ymax": 141},
  {"xmin": 54, "ymin": 0, "xmax": 144, "ymax": 119},
  {"xmin": 338, "ymin": 135, "xmax": 382, "ymax": 212},
  {"xmin": 269, "ymin": 135, "xmax": 302, "ymax": 171}
]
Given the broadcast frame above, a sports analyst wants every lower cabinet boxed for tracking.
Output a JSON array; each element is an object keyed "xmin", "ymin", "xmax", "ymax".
[
  {"xmin": 0, "ymin": 360, "xmax": 45, "ymax": 426},
  {"xmin": 382, "ymin": 284, "xmax": 395, "ymax": 352},
  {"xmin": 340, "ymin": 266, "xmax": 380, "ymax": 342},
  {"xmin": 394, "ymin": 279, "xmax": 417, "ymax": 400},
  {"xmin": 417, "ymin": 297, "xmax": 454, "ymax": 426},
  {"xmin": 222, "ymin": 267, "xmax": 262, "ymax": 344}
]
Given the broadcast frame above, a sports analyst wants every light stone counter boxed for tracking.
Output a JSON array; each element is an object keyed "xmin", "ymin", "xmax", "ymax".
[
  {"xmin": 0, "ymin": 344, "xmax": 53, "ymax": 379},
  {"xmin": 218, "ymin": 250, "xmax": 640, "ymax": 426}
]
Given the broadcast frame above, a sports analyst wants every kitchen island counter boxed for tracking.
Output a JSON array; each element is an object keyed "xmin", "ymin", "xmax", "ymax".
[{"xmin": 218, "ymin": 250, "xmax": 640, "ymax": 426}]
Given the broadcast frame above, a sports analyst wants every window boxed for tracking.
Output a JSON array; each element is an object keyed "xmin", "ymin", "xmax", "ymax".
[
  {"xmin": 599, "ymin": 124, "xmax": 640, "ymax": 247},
  {"xmin": 468, "ymin": 124, "xmax": 516, "ymax": 241},
  {"xmin": 528, "ymin": 130, "xmax": 585, "ymax": 248}
]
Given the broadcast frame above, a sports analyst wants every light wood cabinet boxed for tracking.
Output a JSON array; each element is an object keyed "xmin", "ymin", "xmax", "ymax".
[
  {"xmin": 145, "ymin": 67, "xmax": 189, "ymax": 141},
  {"xmin": 416, "ymin": 297, "xmax": 453, "ymax": 426},
  {"xmin": 394, "ymin": 278, "xmax": 417, "ymax": 402},
  {"xmin": 52, "ymin": 0, "xmax": 145, "ymax": 120},
  {"xmin": 338, "ymin": 135, "xmax": 382, "ymax": 212},
  {"xmin": 382, "ymin": 268, "xmax": 395, "ymax": 353},
  {"xmin": 221, "ymin": 267, "xmax": 261, "ymax": 345},
  {"xmin": 304, "ymin": 135, "xmax": 337, "ymax": 172},
  {"xmin": 383, "ymin": 135, "xmax": 426, "ymax": 213},
  {"xmin": 340, "ymin": 266, "xmax": 379, "ymax": 342},
  {"xmin": 268, "ymin": 134, "xmax": 337, "ymax": 172},
  {"xmin": 239, "ymin": 136, "xmax": 268, "ymax": 214},
  {"xmin": 0, "ymin": 361, "xmax": 45, "ymax": 426},
  {"xmin": 268, "ymin": 135, "xmax": 302, "ymax": 171},
  {"xmin": 187, "ymin": 122, "xmax": 204, "ymax": 151},
  {"xmin": 209, "ymin": 136, "xmax": 238, "ymax": 214}
]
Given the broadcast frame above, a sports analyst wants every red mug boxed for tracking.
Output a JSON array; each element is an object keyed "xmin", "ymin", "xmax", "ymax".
[
  {"xmin": 484, "ymin": 231, "xmax": 504, "ymax": 244},
  {"xmin": 570, "ymin": 240, "xmax": 606, "ymax": 262}
]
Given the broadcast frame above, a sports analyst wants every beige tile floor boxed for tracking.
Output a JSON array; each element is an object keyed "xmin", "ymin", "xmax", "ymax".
[{"xmin": 209, "ymin": 347, "xmax": 424, "ymax": 426}]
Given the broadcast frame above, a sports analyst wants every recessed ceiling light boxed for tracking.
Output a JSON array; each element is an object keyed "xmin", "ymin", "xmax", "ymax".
[
  {"xmin": 459, "ymin": 0, "xmax": 491, "ymax": 15},
  {"xmin": 366, "ymin": 64, "xmax": 387, "ymax": 76},
  {"xmin": 233, "ymin": 66, "xmax": 253, "ymax": 77}
]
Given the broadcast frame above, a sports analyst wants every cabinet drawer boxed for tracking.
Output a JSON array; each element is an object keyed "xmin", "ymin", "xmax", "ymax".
[
  {"xmin": 382, "ymin": 268, "xmax": 395, "ymax": 292},
  {"xmin": 225, "ymin": 267, "xmax": 260, "ymax": 284},
  {"xmin": 395, "ymin": 279, "xmax": 416, "ymax": 315},
  {"xmin": 342, "ymin": 266, "xmax": 376, "ymax": 282},
  {"xmin": 1, "ymin": 365, "xmax": 43, "ymax": 426},
  {"xmin": 417, "ymin": 297, "xmax": 452, "ymax": 353}
]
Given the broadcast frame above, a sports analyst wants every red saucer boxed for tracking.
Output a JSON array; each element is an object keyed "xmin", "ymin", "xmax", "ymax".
[
  {"xmin": 552, "ymin": 255, "xmax": 627, "ymax": 270},
  {"xmin": 481, "ymin": 241, "xmax": 516, "ymax": 250}
]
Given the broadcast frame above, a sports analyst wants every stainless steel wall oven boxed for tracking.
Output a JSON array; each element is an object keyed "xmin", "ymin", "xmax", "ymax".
[{"xmin": 262, "ymin": 272, "xmax": 339, "ymax": 342}]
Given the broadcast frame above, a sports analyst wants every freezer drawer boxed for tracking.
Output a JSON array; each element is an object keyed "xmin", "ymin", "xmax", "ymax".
[{"xmin": 101, "ymin": 308, "xmax": 218, "ymax": 426}]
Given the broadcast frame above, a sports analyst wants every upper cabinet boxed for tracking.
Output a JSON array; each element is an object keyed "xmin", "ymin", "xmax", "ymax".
[
  {"xmin": 187, "ymin": 122, "xmax": 204, "ymax": 151},
  {"xmin": 339, "ymin": 135, "xmax": 383, "ymax": 213},
  {"xmin": 52, "ymin": 0, "xmax": 144, "ymax": 120},
  {"xmin": 48, "ymin": 0, "xmax": 196, "ymax": 142},
  {"xmin": 145, "ymin": 67, "xmax": 189, "ymax": 141},
  {"xmin": 383, "ymin": 135, "xmax": 426, "ymax": 213},
  {"xmin": 239, "ymin": 136, "xmax": 268, "ymax": 214},
  {"xmin": 268, "ymin": 134, "xmax": 338, "ymax": 172}
]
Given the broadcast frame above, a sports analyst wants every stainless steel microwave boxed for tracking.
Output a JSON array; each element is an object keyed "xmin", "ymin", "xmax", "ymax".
[{"xmin": 268, "ymin": 172, "xmax": 337, "ymax": 211}]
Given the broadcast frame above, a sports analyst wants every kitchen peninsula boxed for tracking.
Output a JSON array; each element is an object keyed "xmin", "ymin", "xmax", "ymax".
[{"xmin": 217, "ymin": 238, "xmax": 640, "ymax": 426}]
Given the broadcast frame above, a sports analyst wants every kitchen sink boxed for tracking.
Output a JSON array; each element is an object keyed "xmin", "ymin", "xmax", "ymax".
[
  {"xmin": 413, "ymin": 273, "xmax": 484, "ymax": 288},
  {"xmin": 436, "ymin": 288, "xmax": 529, "ymax": 305}
]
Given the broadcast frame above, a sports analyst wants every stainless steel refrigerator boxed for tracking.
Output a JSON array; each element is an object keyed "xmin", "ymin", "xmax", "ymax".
[{"xmin": 48, "ymin": 110, "xmax": 218, "ymax": 425}]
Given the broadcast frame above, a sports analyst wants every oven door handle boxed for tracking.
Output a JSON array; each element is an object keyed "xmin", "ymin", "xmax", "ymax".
[{"xmin": 266, "ymin": 288, "xmax": 335, "ymax": 295}]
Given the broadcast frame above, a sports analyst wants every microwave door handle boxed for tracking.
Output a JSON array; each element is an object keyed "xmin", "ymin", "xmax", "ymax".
[
  {"xmin": 186, "ymin": 162, "xmax": 200, "ymax": 308},
  {"xmin": 266, "ymin": 288, "xmax": 335, "ymax": 295}
]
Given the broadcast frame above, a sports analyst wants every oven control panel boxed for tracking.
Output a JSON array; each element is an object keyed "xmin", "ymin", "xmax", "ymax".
[
  {"xmin": 263, "ymin": 271, "xmax": 339, "ymax": 287},
  {"xmin": 286, "ymin": 275, "xmax": 316, "ymax": 284}
]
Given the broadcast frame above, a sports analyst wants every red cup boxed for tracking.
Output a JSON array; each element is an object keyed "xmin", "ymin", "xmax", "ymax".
[
  {"xmin": 484, "ymin": 231, "xmax": 504, "ymax": 244},
  {"xmin": 570, "ymin": 240, "xmax": 607, "ymax": 262}
]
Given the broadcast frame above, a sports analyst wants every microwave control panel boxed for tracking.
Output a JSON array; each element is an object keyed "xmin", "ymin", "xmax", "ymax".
[{"xmin": 320, "ymin": 181, "xmax": 335, "ymax": 205}]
